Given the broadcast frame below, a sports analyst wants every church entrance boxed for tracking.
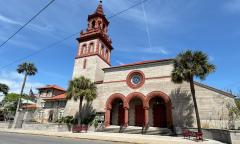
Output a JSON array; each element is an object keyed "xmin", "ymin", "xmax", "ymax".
[
  {"xmin": 149, "ymin": 97, "xmax": 167, "ymax": 128},
  {"xmin": 110, "ymin": 98, "xmax": 125, "ymax": 126},
  {"xmin": 118, "ymin": 105, "xmax": 125, "ymax": 125},
  {"xmin": 129, "ymin": 97, "xmax": 144, "ymax": 127},
  {"xmin": 135, "ymin": 104, "xmax": 144, "ymax": 126}
]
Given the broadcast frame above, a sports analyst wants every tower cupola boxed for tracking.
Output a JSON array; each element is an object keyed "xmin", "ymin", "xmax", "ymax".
[{"xmin": 73, "ymin": 1, "xmax": 112, "ymax": 82}]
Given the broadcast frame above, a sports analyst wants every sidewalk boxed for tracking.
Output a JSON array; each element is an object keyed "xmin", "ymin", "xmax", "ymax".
[{"xmin": 0, "ymin": 129, "xmax": 223, "ymax": 144}]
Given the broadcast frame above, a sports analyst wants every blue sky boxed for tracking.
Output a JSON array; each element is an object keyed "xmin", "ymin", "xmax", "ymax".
[{"xmin": 0, "ymin": 0, "xmax": 240, "ymax": 100}]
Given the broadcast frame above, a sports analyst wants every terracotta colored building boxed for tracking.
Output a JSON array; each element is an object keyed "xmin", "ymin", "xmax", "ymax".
[
  {"xmin": 64, "ymin": 1, "xmax": 237, "ymax": 130},
  {"xmin": 35, "ymin": 85, "xmax": 67, "ymax": 123}
]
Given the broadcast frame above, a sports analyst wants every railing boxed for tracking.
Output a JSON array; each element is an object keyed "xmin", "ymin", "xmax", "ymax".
[
  {"xmin": 141, "ymin": 123, "xmax": 145, "ymax": 134},
  {"xmin": 141, "ymin": 123, "xmax": 149, "ymax": 135},
  {"xmin": 119, "ymin": 123, "xmax": 126, "ymax": 133}
]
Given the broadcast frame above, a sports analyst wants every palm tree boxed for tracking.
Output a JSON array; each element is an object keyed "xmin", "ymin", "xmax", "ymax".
[
  {"xmin": 66, "ymin": 76, "xmax": 97, "ymax": 125},
  {"xmin": 16, "ymin": 62, "xmax": 37, "ymax": 111},
  {"xmin": 171, "ymin": 50, "xmax": 215, "ymax": 133},
  {"xmin": 0, "ymin": 83, "xmax": 9, "ymax": 95}
]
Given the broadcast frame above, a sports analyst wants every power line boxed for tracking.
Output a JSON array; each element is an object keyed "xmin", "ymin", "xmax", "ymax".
[
  {"xmin": 0, "ymin": 32, "xmax": 79, "ymax": 70},
  {"xmin": 109, "ymin": 0, "xmax": 148, "ymax": 18},
  {"xmin": 0, "ymin": 0, "xmax": 149, "ymax": 71},
  {"xmin": 0, "ymin": 0, "xmax": 55, "ymax": 49}
]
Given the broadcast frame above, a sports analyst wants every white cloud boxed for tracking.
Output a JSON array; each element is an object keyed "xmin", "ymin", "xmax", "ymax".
[
  {"xmin": 224, "ymin": 0, "xmax": 240, "ymax": 13},
  {"xmin": 141, "ymin": 47, "xmax": 169, "ymax": 55},
  {"xmin": 116, "ymin": 60, "xmax": 125, "ymax": 65},
  {"xmin": 0, "ymin": 70, "xmax": 44, "ymax": 95},
  {"xmin": 0, "ymin": 14, "xmax": 55, "ymax": 33},
  {"xmin": 0, "ymin": 14, "xmax": 22, "ymax": 25},
  {"xmin": 119, "ymin": 46, "xmax": 170, "ymax": 55}
]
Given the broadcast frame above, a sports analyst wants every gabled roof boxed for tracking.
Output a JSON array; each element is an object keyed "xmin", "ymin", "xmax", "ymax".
[
  {"xmin": 104, "ymin": 59, "xmax": 173, "ymax": 70},
  {"xmin": 43, "ymin": 93, "xmax": 67, "ymax": 101},
  {"xmin": 37, "ymin": 85, "xmax": 65, "ymax": 92},
  {"xmin": 194, "ymin": 81, "xmax": 235, "ymax": 98}
]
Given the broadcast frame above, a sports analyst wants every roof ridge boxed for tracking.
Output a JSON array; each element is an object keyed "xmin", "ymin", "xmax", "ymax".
[
  {"xmin": 194, "ymin": 81, "xmax": 235, "ymax": 98},
  {"xmin": 104, "ymin": 58, "xmax": 173, "ymax": 70}
]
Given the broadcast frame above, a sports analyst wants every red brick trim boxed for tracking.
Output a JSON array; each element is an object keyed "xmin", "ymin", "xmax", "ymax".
[
  {"xmin": 105, "ymin": 93, "xmax": 128, "ymax": 127},
  {"xmin": 75, "ymin": 53, "xmax": 111, "ymax": 66},
  {"xmin": 105, "ymin": 93, "xmax": 128, "ymax": 110},
  {"xmin": 103, "ymin": 59, "xmax": 173, "ymax": 70},
  {"xmin": 126, "ymin": 92, "xmax": 147, "ymax": 108},
  {"xmin": 146, "ymin": 76, "xmax": 171, "ymax": 80},
  {"xmin": 99, "ymin": 76, "xmax": 171, "ymax": 85},
  {"xmin": 103, "ymin": 80, "xmax": 125, "ymax": 84},
  {"xmin": 126, "ymin": 70, "xmax": 145, "ymax": 89}
]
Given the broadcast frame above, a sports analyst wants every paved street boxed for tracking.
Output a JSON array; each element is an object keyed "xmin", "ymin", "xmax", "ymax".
[{"xmin": 0, "ymin": 132, "xmax": 121, "ymax": 144}]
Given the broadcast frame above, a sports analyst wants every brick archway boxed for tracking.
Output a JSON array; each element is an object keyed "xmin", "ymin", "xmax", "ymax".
[
  {"xmin": 126, "ymin": 92, "xmax": 147, "ymax": 108},
  {"xmin": 105, "ymin": 93, "xmax": 128, "ymax": 127},
  {"xmin": 126, "ymin": 92, "xmax": 147, "ymax": 126},
  {"xmin": 105, "ymin": 93, "xmax": 128, "ymax": 110},
  {"xmin": 146, "ymin": 91, "xmax": 173, "ymax": 128}
]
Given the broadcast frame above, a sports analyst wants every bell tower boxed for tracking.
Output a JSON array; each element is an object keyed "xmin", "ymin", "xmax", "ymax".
[{"xmin": 72, "ymin": 1, "xmax": 113, "ymax": 82}]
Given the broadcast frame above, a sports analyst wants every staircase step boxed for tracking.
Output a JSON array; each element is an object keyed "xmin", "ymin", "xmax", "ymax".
[{"xmin": 97, "ymin": 126, "xmax": 173, "ymax": 135}]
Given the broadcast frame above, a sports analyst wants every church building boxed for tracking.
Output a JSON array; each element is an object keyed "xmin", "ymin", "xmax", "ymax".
[{"xmin": 64, "ymin": 1, "xmax": 236, "ymax": 130}]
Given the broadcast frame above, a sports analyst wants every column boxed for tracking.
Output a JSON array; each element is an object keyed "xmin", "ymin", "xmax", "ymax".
[
  {"xmin": 105, "ymin": 109, "xmax": 110, "ymax": 127},
  {"xmin": 144, "ymin": 107, "xmax": 149, "ymax": 127},
  {"xmin": 124, "ymin": 108, "xmax": 129, "ymax": 127}
]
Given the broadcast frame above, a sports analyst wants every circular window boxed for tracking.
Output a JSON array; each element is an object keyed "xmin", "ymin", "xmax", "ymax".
[
  {"xmin": 126, "ymin": 70, "xmax": 145, "ymax": 89},
  {"xmin": 131, "ymin": 74, "xmax": 141, "ymax": 85}
]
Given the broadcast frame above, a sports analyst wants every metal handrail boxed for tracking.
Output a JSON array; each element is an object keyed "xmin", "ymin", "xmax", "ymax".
[
  {"xmin": 141, "ymin": 123, "xmax": 145, "ymax": 134},
  {"xmin": 119, "ymin": 123, "xmax": 125, "ymax": 133},
  {"xmin": 141, "ymin": 123, "xmax": 149, "ymax": 134}
]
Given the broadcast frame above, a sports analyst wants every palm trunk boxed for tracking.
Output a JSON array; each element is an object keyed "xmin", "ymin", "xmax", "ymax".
[
  {"xmin": 16, "ymin": 73, "xmax": 27, "ymax": 112},
  {"xmin": 78, "ymin": 97, "xmax": 83, "ymax": 125},
  {"xmin": 189, "ymin": 77, "xmax": 202, "ymax": 133}
]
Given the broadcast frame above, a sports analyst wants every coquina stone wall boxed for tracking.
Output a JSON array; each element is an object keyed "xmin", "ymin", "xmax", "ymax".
[{"xmin": 65, "ymin": 60, "xmax": 236, "ymax": 129}]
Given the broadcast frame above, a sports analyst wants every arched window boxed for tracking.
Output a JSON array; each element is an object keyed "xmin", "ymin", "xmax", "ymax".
[
  {"xmin": 89, "ymin": 43, "xmax": 94, "ymax": 53},
  {"xmin": 92, "ymin": 20, "xmax": 96, "ymax": 29},
  {"xmin": 103, "ymin": 24, "xmax": 105, "ymax": 30},
  {"xmin": 98, "ymin": 21, "xmax": 102, "ymax": 29},
  {"xmin": 106, "ymin": 49, "xmax": 109, "ymax": 60},
  {"xmin": 100, "ymin": 44, "xmax": 104, "ymax": 56},
  {"xmin": 82, "ymin": 44, "xmax": 87, "ymax": 54}
]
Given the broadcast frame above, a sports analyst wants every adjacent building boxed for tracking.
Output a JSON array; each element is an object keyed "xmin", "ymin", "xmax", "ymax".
[{"xmin": 34, "ymin": 85, "xmax": 67, "ymax": 123}]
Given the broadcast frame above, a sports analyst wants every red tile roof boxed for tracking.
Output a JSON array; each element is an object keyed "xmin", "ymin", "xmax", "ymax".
[
  {"xmin": 104, "ymin": 59, "xmax": 173, "ymax": 70},
  {"xmin": 43, "ymin": 93, "xmax": 67, "ymax": 101},
  {"xmin": 37, "ymin": 85, "xmax": 65, "ymax": 91},
  {"xmin": 22, "ymin": 104, "xmax": 37, "ymax": 109}
]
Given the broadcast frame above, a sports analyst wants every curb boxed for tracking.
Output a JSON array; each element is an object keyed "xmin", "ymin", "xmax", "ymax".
[
  {"xmin": 0, "ymin": 129, "xmax": 220, "ymax": 144},
  {"xmin": 0, "ymin": 130, "xmax": 142, "ymax": 144}
]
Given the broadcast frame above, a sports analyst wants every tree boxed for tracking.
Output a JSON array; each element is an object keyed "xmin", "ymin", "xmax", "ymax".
[
  {"xmin": 0, "ymin": 83, "xmax": 9, "ymax": 95},
  {"xmin": 16, "ymin": 62, "xmax": 37, "ymax": 111},
  {"xmin": 4, "ymin": 93, "xmax": 29, "ymax": 103},
  {"xmin": 66, "ymin": 76, "xmax": 97, "ymax": 125},
  {"xmin": 171, "ymin": 50, "xmax": 215, "ymax": 133}
]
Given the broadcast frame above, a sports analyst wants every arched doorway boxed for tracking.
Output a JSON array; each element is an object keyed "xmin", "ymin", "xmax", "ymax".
[
  {"xmin": 149, "ymin": 97, "xmax": 167, "ymax": 127},
  {"xmin": 127, "ymin": 92, "xmax": 146, "ymax": 127},
  {"xmin": 105, "ymin": 93, "xmax": 128, "ymax": 127},
  {"xmin": 110, "ymin": 98, "xmax": 125, "ymax": 125},
  {"xmin": 146, "ymin": 91, "xmax": 173, "ymax": 129}
]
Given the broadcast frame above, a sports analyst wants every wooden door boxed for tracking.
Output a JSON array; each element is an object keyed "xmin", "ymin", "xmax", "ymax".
[
  {"xmin": 153, "ymin": 104, "xmax": 167, "ymax": 127},
  {"xmin": 118, "ymin": 105, "xmax": 125, "ymax": 125},
  {"xmin": 135, "ymin": 105, "xmax": 144, "ymax": 126}
]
